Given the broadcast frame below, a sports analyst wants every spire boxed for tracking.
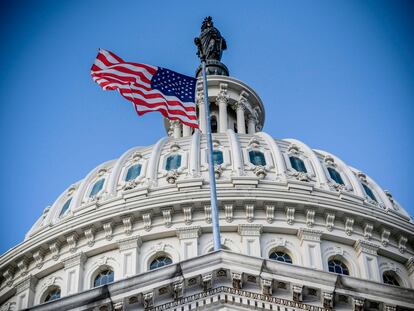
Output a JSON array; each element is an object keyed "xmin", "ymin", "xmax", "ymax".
[{"xmin": 194, "ymin": 17, "xmax": 229, "ymax": 77}]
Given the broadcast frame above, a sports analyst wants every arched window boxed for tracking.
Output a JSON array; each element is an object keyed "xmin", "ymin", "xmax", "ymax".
[
  {"xmin": 150, "ymin": 256, "xmax": 172, "ymax": 270},
  {"xmin": 362, "ymin": 184, "xmax": 377, "ymax": 202},
  {"xmin": 43, "ymin": 287, "xmax": 61, "ymax": 302},
  {"xmin": 212, "ymin": 150, "xmax": 224, "ymax": 165},
  {"xmin": 269, "ymin": 251, "xmax": 292, "ymax": 264},
  {"xmin": 165, "ymin": 154, "xmax": 181, "ymax": 171},
  {"xmin": 327, "ymin": 167, "xmax": 344, "ymax": 185},
  {"xmin": 383, "ymin": 271, "xmax": 400, "ymax": 286},
  {"xmin": 211, "ymin": 115, "xmax": 218, "ymax": 133},
  {"xmin": 89, "ymin": 179, "xmax": 105, "ymax": 197},
  {"xmin": 125, "ymin": 164, "xmax": 141, "ymax": 181},
  {"xmin": 59, "ymin": 198, "xmax": 72, "ymax": 217},
  {"xmin": 249, "ymin": 150, "xmax": 266, "ymax": 166},
  {"xmin": 289, "ymin": 156, "xmax": 307, "ymax": 173},
  {"xmin": 93, "ymin": 269, "xmax": 114, "ymax": 287},
  {"xmin": 328, "ymin": 259, "xmax": 349, "ymax": 275}
]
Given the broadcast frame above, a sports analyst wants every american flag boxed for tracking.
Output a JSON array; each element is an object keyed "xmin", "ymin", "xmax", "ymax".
[{"xmin": 91, "ymin": 49, "xmax": 198, "ymax": 128}]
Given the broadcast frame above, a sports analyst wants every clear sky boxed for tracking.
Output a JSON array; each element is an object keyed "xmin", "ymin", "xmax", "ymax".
[{"xmin": 0, "ymin": 0, "xmax": 413, "ymax": 254}]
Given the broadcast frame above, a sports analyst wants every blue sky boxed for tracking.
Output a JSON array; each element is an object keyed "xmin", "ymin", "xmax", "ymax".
[{"xmin": 0, "ymin": 0, "xmax": 413, "ymax": 254}]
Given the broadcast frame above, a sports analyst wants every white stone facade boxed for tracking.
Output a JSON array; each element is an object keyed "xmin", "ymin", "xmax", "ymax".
[{"xmin": 0, "ymin": 75, "xmax": 413, "ymax": 310}]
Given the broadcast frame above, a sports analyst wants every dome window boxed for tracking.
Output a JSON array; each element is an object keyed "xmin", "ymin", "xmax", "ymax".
[
  {"xmin": 43, "ymin": 287, "xmax": 61, "ymax": 303},
  {"xmin": 289, "ymin": 156, "xmax": 307, "ymax": 173},
  {"xmin": 150, "ymin": 256, "xmax": 172, "ymax": 270},
  {"xmin": 59, "ymin": 198, "xmax": 72, "ymax": 217},
  {"xmin": 249, "ymin": 150, "xmax": 266, "ymax": 166},
  {"xmin": 125, "ymin": 164, "xmax": 141, "ymax": 181},
  {"xmin": 328, "ymin": 259, "xmax": 349, "ymax": 275},
  {"xmin": 212, "ymin": 150, "xmax": 224, "ymax": 165},
  {"xmin": 165, "ymin": 154, "xmax": 181, "ymax": 171},
  {"xmin": 327, "ymin": 167, "xmax": 344, "ymax": 185},
  {"xmin": 89, "ymin": 178, "xmax": 105, "ymax": 197},
  {"xmin": 383, "ymin": 271, "xmax": 400, "ymax": 286},
  {"xmin": 269, "ymin": 251, "xmax": 292, "ymax": 264},
  {"xmin": 94, "ymin": 269, "xmax": 114, "ymax": 287},
  {"xmin": 362, "ymin": 184, "xmax": 377, "ymax": 202}
]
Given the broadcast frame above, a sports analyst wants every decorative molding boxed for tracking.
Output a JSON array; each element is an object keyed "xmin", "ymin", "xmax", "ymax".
[
  {"xmin": 176, "ymin": 226, "xmax": 201, "ymax": 239},
  {"xmin": 162, "ymin": 208, "xmax": 173, "ymax": 228},
  {"xmin": 204, "ymin": 205, "xmax": 211, "ymax": 224},
  {"xmin": 405, "ymin": 257, "xmax": 414, "ymax": 275},
  {"xmin": 122, "ymin": 216, "xmax": 133, "ymax": 236},
  {"xmin": 66, "ymin": 232, "xmax": 79, "ymax": 253},
  {"xmin": 265, "ymin": 204, "xmax": 274, "ymax": 223},
  {"xmin": 84, "ymin": 226, "xmax": 95, "ymax": 247},
  {"xmin": 363, "ymin": 223, "xmax": 373, "ymax": 240},
  {"xmin": 292, "ymin": 284, "xmax": 303, "ymax": 302},
  {"xmin": 245, "ymin": 204, "xmax": 254, "ymax": 223},
  {"xmin": 103, "ymin": 222, "xmax": 113, "ymax": 240},
  {"xmin": 202, "ymin": 273, "xmax": 212, "ymax": 291},
  {"xmin": 183, "ymin": 206, "xmax": 192, "ymax": 225},
  {"xmin": 238, "ymin": 224, "xmax": 263, "ymax": 236},
  {"xmin": 142, "ymin": 212, "xmax": 152, "ymax": 231},
  {"xmin": 231, "ymin": 272, "xmax": 242, "ymax": 289},
  {"xmin": 381, "ymin": 229, "xmax": 391, "ymax": 247},
  {"xmin": 143, "ymin": 291, "xmax": 154, "ymax": 308},
  {"xmin": 261, "ymin": 279, "xmax": 272, "ymax": 296},
  {"xmin": 353, "ymin": 297, "xmax": 365, "ymax": 311},
  {"xmin": 224, "ymin": 204, "xmax": 233, "ymax": 223},
  {"xmin": 322, "ymin": 292, "xmax": 333, "ymax": 308},
  {"xmin": 325, "ymin": 213, "xmax": 335, "ymax": 231},
  {"xmin": 17, "ymin": 257, "xmax": 30, "ymax": 277},
  {"xmin": 15, "ymin": 275, "xmax": 38, "ymax": 294},
  {"xmin": 33, "ymin": 249, "xmax": 46, "ymax": 269},
  {"xmin": 306, "ymin": 209, "xmax": 315, "ymax": 228},
  {"xmin": 399, "ymin": 236, "xmax": 408, "ymax": 254},
  {"xmin": 172, "ymin": 281, "xmax": 184, "ymax": 299},
  {"xmin": 3, "ymin": 266, "xmax": 15, "ymax": 287},
  {"xmin": 286, "ymin": 207, "xmax": 295, "ymax": 225},
  {"xmin": 297, "ymin": 228, "xmax": 322, "ymax": 244},
  {"xmin": 117, "ymin": 236, "xmax": 142, "ymax": 251},
  {"xmin": 345, "ymin": 217, "xmax": 354, "ymax": 236},
  {"xmin": 354, "ymin": 240, "xmax": 379, "ymax": 256},
  {"xmin": 49, "ymin": 240, "xmax": 61, "ymax": 261}
]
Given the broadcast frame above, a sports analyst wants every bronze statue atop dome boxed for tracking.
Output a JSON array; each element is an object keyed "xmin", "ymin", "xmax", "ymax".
[{"xmin": 195, "ymin": 16, "xmax": 227, "ymax": 61}]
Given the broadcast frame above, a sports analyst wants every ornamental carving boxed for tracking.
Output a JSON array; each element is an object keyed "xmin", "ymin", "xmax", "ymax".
[
  {"xmin": 162, "ymin": 208, "xmax": 173, "ymax": 227},
  {"xmin": 381, "ymin": 228, "xmax": 391, "ymax": 247},
  {"xmin": 345, "ymin": 217, "xmax": 354, "ymax": 236},
  {"xmin": 324, "ymin": 155, "xmax": 335, "ymax": 167},
  {"xmin": 204, "ymin": 205, "xmax": 212, "ymax": 224},
  {"xmin": 49, "ymin": 240, "xmax": 61, "ymax": 261},
  {"xmin": 325, "ymin": 213, "xmax": 335, "ymax": 231},
  {"xmin": 142, "ymin": 212, "xmax": 152, "ymax": 231},
  {"xmin": 224, "ymin": 204, "xmax": 233, "ymax": 223},
  {"xmin": 265, "ymin": 204, "xmax": 275, "ymax": 223},
  {"xmin": 399, "ymin": 236, "xmax": 408, "ymax": 253},
  {"xmin": 245, "ymin": 204, "xmax": 254, "ymax": 223},
  {"xmin": 84, "ymin": 226, "xmax": 95, "ymax": 247},
  {"xmin": 166, "ymin": 170, "xmax": 179, "ymax": 184},
  {"xmin": 122, "ymin": 216, "xmax": 133, "ymax": 235},
  {"xmin": 286, "ymin": 207, "xmax": 295, "ymax": 225},
  {"xmin": 103, "ymin": 222, "xmax": 113, "ymax": 240},
  {"xmin": 306, "ymin": 210, "xmax": 315, "ymax": 228},
  {"xmin": 254, "ymin": 166, "xmax": 267, "ymax": 179}
]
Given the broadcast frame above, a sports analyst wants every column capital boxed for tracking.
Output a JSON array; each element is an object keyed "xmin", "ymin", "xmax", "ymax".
[
  {"xmin": 238, "ymin": 224, "xmax": 263, "ymax": 236},
  {"xmin": 354, "ymin": 240, "xmax": 380, "ymax": 257},
  {"xmin": 62, "ymin": 252, "xmax": 87, "ymax": 269},
  {"xmin": 176, "ymin": 226, "xmax": 201, "ymax": 239},
  {"xmin": 297, "ymin": 228, "xmax": 323, "ymax": 244},
  {"xmin": 117, "ymin": 236, "xmax": 142, "ymax": 251},
  {"xmin": 15, "ymin": 275, "xmax": 38, "ymax": 294},
  {"xmin": 216, "ymin": 83, "xmax": 229, "ymax": 103}
]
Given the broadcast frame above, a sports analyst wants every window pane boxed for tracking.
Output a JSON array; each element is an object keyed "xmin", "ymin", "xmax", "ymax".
[
  {"xmin": 44, "ymin": 288, "xmax": 61, "ymax": 302},
  {"xmin": 327, "ymin": 167, "xmax": 344, "ymax": 185},
  {"xmin": 249, "ymin": 151, "xmax": 266, "ymax": 166},
  {"xmin": 289, "ymin": 156, "xmax": 307, "ymax": 173},
  {"xmin": 383, "ymin": 272, "xmax": 400, "ymax": 286},
  {"xmin": 90, "ymin": 179, "xmax": 105, "ymax": 197},
  {"xmin": 94, "ymin": 269, "xmax": 114, "ymax": 287},
  {"xmin": 59, "ymin": 198, "xmax": 72, "ymax": 217},
  {"xmin": 362, "ymin": 184, "xmax": 377, "ymax": 202},
  {"xmin": 328, "ymin": 259, "xmax": 349, "ymax": 275},
  {"xmin": 150, "ymin": 256, "xmax": 172, "ymax": 270},
  {"xmin": 125, "ymin": 164, "xmax": 141, "ymax": 181},
  {"xmin": 269, "ymin": 251, "xmax": 292, "ymax": 264},
  {"xmin": 212, "ymin": 150, "xmax": 223, "ymax": 165},
  {"xmin": 166, "ymin": 154, "xmax": 181, "ymax": 171}
]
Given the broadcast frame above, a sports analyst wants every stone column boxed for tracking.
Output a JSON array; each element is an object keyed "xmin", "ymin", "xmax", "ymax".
[
  {"xmin": 15, "ymin": 275, "xmax": 37, "ymax": 309},
  {"xmin": 238, "ymin": 224, "xmax": 262, "ymax": 256},
  {"xmin": 405, "ymin": 257, "xmax": 414, "ymax": 288},
  {"xmin": 182, "ymin": 125, "xmax": 192, "ymax": 137},
  {"xmin": 171, "ymin": 120, "xmax": 181, "ymax": 139},
  {"xmin": 62, "ymin": 252, "xmax": 87, "ymax": 295},
  {"xmin": 297, "ymin": 228, "xmax": 323, "ymax": 270},
  {"xmin": 118, "ymin": 236, "xmax": 142, "ymax": 278},
  {"xmin": 247, "ymin": 115, "xmax": 256, "ymax": 134},
  {"xmin": 217, "ymin": 84, "xmax": 229, "ymax": 133},
  {"xmin": 354, "ymin": 240, "xmax": 381, "ymax": 282},
  {"xmin": 235, "ymin": 102, "xmax": 246, "ymax": 134},
  {"xmin": 176, "ymin": 226, "xmax": 201, "ymax": 260}
]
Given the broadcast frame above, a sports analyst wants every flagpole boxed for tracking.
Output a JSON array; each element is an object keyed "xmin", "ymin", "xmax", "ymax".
[{"xmin": 196, "ymin": 41, "xmax": 221, "ymax": 251}]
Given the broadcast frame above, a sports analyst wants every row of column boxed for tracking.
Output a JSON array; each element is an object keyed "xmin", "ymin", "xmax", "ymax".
[{"xmin": 170, "ymin": 95, "xmax": 258, "ymax": 138}]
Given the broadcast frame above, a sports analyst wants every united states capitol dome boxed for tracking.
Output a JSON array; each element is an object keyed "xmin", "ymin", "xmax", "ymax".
[{"xmin": 1, "ymin": 17, "xmax": 413, "ymax": 311}]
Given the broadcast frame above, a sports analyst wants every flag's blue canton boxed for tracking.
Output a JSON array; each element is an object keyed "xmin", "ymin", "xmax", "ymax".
[{"xmin": 151, "ymin": 67, "xmax": 197, "ymax": 103}]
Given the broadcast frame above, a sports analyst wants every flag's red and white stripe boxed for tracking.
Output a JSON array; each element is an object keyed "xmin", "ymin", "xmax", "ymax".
[{"xmin": 91, "ymin": 49, "xmax": 198, "ymax": 128}]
